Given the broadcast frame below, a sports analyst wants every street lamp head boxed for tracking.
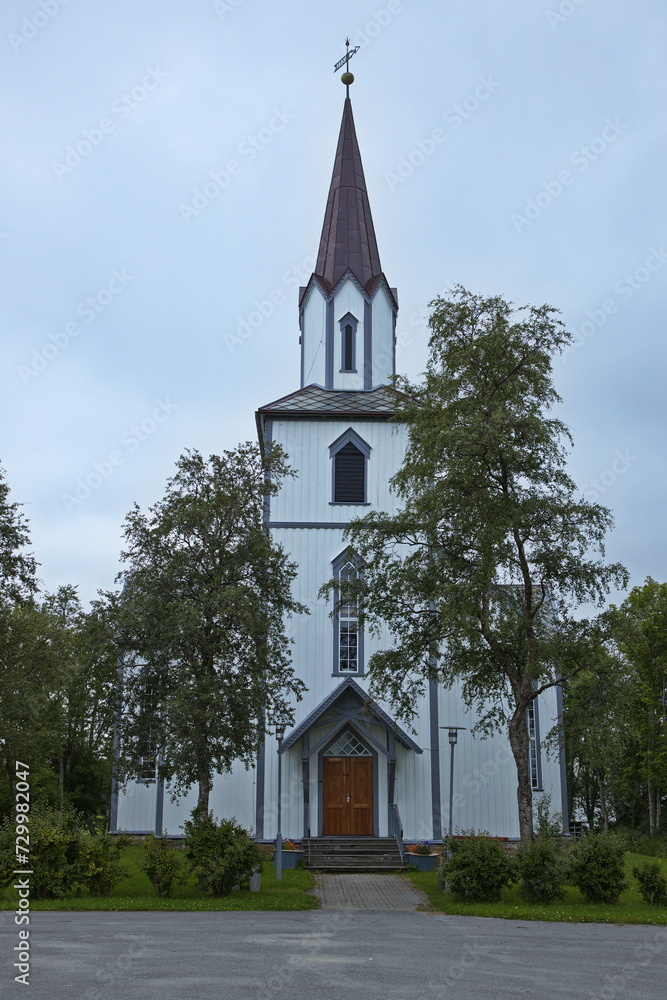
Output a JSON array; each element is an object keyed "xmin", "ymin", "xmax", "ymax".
[
  {"xmin": 440, "ymin": 725, "xmax": 467, "ymax": 746},
  {"xmin": 275, "ymin": 723, "xmax": 286, "ymax": 741}
]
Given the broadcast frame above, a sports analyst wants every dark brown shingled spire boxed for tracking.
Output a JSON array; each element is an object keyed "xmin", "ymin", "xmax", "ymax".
[{"xmin": 314, "ymin": 97, "xmax": 383, "ymax": 294}]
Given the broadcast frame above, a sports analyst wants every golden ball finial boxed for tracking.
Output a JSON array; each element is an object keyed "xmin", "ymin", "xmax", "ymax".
[{"xmin": 341, "ymin": 71, "xmax": 354, "ymax": 86}]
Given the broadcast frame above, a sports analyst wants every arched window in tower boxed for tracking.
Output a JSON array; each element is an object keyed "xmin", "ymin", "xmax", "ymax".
[
  {"xmin": 329, "ymin": 427, "xmax": 371, "ymax": 504},
  {"xmin": 338, "ymin": 312, "xmax": 358, "ymax": 372},
  {"xmin": 332, "ymin": 551, "xmax": 364, "ymax": 675}
]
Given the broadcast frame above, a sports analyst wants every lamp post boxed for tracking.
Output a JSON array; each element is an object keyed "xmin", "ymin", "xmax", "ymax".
[
  {"xmin": 275, "ymin": 723, "xmax": 285, "ymax": 882},
  {"xmin": 440, "ymin": 726, "xmax": 466, "ymax": 846}
]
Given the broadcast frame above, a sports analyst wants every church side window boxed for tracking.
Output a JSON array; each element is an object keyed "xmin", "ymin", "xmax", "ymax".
[
  {"xmin": 339, "ymin": 313, "xmax": 358, "ymax": 372},
  {"xmin": 527, "ymin": 699, "xmax": 542, "ymax": 790},
  {"xmin": 136, "ymin": 680, "xmax": 158, "ymax": 783},
  {"xmin": 332, "ymin": 551, "xmax": 364, "ymax": 676},
  {"xmin": 329, "ymin": 428, "xmax": 371, "ymax": 505}
]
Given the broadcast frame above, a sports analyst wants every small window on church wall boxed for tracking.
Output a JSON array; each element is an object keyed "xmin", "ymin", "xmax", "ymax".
[
  {"xmin": 527, "ymin": 700, "xmax": 542, "ymax": 790},
  {"xmin": 336, "ymin": 560, "xmax": 361, "ymax": 674},
  {"xmin": 333, "ymin": 442, "xmax": 365, "ymax": 503},
  {"xmin": 339, "ymin": 314, "xmax": 357, "ymax": 372},
  {"xmin": 342, "ymin": 324, "xmax": 354, "ymax": 371}
]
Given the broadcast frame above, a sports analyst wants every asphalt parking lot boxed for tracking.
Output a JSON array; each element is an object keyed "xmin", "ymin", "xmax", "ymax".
[{"xmin": 1, "ymin": 910, "xmax": 665, "ymax": 999}]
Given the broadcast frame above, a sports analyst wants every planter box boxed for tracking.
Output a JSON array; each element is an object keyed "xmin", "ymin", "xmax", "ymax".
[
  {"xmin": 275, "ymin": 850, "xmax": 305, "ymax": 870},
  {"xmin": 407, "ymin": 852, "xmax": 439, "ymax": 872}
]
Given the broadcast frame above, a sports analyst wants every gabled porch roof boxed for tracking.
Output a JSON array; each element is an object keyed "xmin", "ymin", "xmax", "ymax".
[{"xmin": 280, "ymin": 677, "xmax": 422, "ymax": 754}]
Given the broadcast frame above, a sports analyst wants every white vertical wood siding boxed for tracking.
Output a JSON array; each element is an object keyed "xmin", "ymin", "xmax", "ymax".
[
  {"xmin": 270, "ymin": 419, "xmax": 408, "ymax": 524},
  {"xmin": 301, "ymin": 286, "xmax": 326, "ymax": 387}
]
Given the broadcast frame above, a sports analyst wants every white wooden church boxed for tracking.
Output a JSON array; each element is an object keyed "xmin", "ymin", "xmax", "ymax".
[{"xmin": 111, "ymin": 84, "xmax": 567, "ymax": 844}]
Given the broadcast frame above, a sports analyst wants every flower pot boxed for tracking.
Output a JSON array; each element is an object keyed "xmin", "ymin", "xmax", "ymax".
[
  {"xmin": 275, "ymin": 849, "xmax": 305, "ymax": 870},
  {"xmin": 408, "ymin": 852, "xmax": 439, "ymax": 871}
]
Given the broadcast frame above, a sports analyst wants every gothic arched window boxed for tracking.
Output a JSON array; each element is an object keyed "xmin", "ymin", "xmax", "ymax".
[
  {"xmin": 332, "ymin": 550, "xmax": 364, "ymax": 675},
  {"xmin": 339, "ymin": 312, "xmax": 358, "ymax": 372}
]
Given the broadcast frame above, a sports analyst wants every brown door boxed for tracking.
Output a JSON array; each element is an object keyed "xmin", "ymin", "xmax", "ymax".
[{"xmin": 323, "ymin": 757, "xmax": 373, "ymax": 835}]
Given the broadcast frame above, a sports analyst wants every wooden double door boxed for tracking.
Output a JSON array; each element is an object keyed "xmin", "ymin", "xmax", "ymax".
[{"xmin": 323, "ymin": 756, "xmax": 373, "ymax": 836}]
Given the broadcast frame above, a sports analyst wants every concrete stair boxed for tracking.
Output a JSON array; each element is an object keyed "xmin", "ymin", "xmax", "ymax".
[{"xmin": 301, "ymin": 836, "xmax": 406, "ymax": 872}]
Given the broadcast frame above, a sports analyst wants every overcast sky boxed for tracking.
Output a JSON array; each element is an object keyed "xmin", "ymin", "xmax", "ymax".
[{"xmin": 1, "ymin": 0, "xmax": 665, "ymax": 608}]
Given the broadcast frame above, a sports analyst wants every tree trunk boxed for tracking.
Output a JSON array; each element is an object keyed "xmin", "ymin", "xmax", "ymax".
[
  {"xmin": 508, "ymin": 707, "xmax": 533, "ymax": 842},
  {"xmin": 197, "ymin": 773, "xmax": 212, "ymax": 816},
  {"xmin": 648, "ymin": 776, "xmax": 657, "ymax": 836},
  {"xmin": 597, "ymin": 774, "xmax": 609, "ymax": 832},
  {"xmin": 59, "ymin": 753, "xmax": 65, "ymax": 809}
]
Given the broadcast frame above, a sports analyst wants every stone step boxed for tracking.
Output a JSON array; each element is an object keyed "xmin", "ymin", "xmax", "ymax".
[{"xmin": 306, "ymin": 863, "xmax": 407, "ymax": 872}]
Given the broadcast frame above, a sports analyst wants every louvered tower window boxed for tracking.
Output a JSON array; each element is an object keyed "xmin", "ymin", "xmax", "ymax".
[{"xmin": 329, "ymin": 428, "xmax": 371, "ymax": 505}]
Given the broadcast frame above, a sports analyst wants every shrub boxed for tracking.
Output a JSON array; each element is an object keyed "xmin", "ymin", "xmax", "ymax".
[
  {"xmin": 442, "ymin": 832, "xmax": 517, "ymax": 902},
  {"xmin": 183, "ymin": 811, "xmax": 263, "ymax": 897},
  {"xmin": 632, "ymin": 861, "xmax": 667, "ymax": 906},
  {"xmin": 570, "ymin": 833, "xmax": 628, "ymax": 904},
  {"xmin": 141, "ymin": 835, "xmax": 187, "ymax": 898},
  {"xmin": 0, "ymin": 807, "xmax": 85, "ymax": 898},
  {"xmin": 517, "ymin": 835, "xmax": 569, "ymax": 903},
  {"xmin": 79, "ymin": 834, "xmax": 131, "ymax": 897}
]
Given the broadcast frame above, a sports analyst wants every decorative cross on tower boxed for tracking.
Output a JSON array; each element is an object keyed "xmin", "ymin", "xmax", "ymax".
[{"xmin": 334, "ymin": 37, "xmax": 360, "ymax": 97}]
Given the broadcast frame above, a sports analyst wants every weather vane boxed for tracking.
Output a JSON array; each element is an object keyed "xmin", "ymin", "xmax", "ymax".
[{"xmin": 334, "ymin": 37, "xmax": 360, "ymax": 97}]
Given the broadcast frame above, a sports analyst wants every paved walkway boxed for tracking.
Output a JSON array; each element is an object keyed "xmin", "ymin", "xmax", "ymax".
[{"xmin": 314, "ymin": 872, "xmax": 429, "ymax": 910}]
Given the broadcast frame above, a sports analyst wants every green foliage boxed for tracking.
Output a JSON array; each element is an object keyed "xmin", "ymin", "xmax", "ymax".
[
  {"xmin": 78, "ymin": 834, "xmax": 130, "ymax": 896},
  {"xmin": 442, "ymin": 832, "xmax": 517, "ymax": 902},
  {"xmin": 0, "ymin": 808, "xmax": 76, "ymax": 898},
  {"xmin": 141, "ymin": 835, "xmax": 187, "ymax": 898},
  {"xmin": 327, "ymin": 287, "xmax": 627, "ymax": 840},
  {"xmin": 110, "ymin": 445, "xmax": 308, "ymax": 812},
  {"xmin": 615, "ymin": 829, "xmax": 667, "ymax": 857},
  {"xmin": 517, "ymin": 836, "xmax": 569, "ymax": 902},
  {"xmin": 534, "ymin": 794, "xmax": 563, "ymax": 838},
  {"xmin": 570, "ymin": 833, "xmax": 629, "ymax": 904},
  {"xmin": 183, "ymin": 811, "xmax": 264, "ymax": 897},
  {"xmin": 632, "ymin": 861, "xmax": 667, "ymax": 906}
]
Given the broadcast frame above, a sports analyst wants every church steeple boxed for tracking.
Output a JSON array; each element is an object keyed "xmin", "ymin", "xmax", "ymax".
[
  {"xmin": 298, "ymin": 71, "xmax": 398, "ymax": 392},
  {"xmin": 314, "ymin": 97, "xmax": 383, "ymax": 295}
]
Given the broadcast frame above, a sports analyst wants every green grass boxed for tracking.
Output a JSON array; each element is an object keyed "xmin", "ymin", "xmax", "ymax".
[
  {"xmin": 404, "ymin": 852, "xmax": 667, "ymax": 924},
  {"xmin": 0, "ymin": 846, "xmax": 319, "ymax": 912}
]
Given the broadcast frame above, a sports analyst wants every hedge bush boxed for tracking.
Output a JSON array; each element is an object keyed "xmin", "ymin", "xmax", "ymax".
[
  {"xmin": 632, "ymin": 861, "xmax": 667, "ymax": 906},
  {"xmin": 442, "ymin": 832, "xmax": 517, "ymax": 902},
  {"xmin": 0, "ymin": 808, "xmax": 130, "ymax": 899},
  {"xmin": 78, "ymin": 833, "xmax": 130, "ymax": 897},
  {"xmin": 569, "ymin": 833, "xmax": 628, "ymax": 904},
  {"xmin": 517, "ymin": 835, "xmax": 569, "ymax": 903},
  {"xmin": 183, "ymin": 811, "xmax": 263, "ymax": 897},
  {"xmin": 141, "ymin": 835, "xmax": 187, "ymax": 898}
]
